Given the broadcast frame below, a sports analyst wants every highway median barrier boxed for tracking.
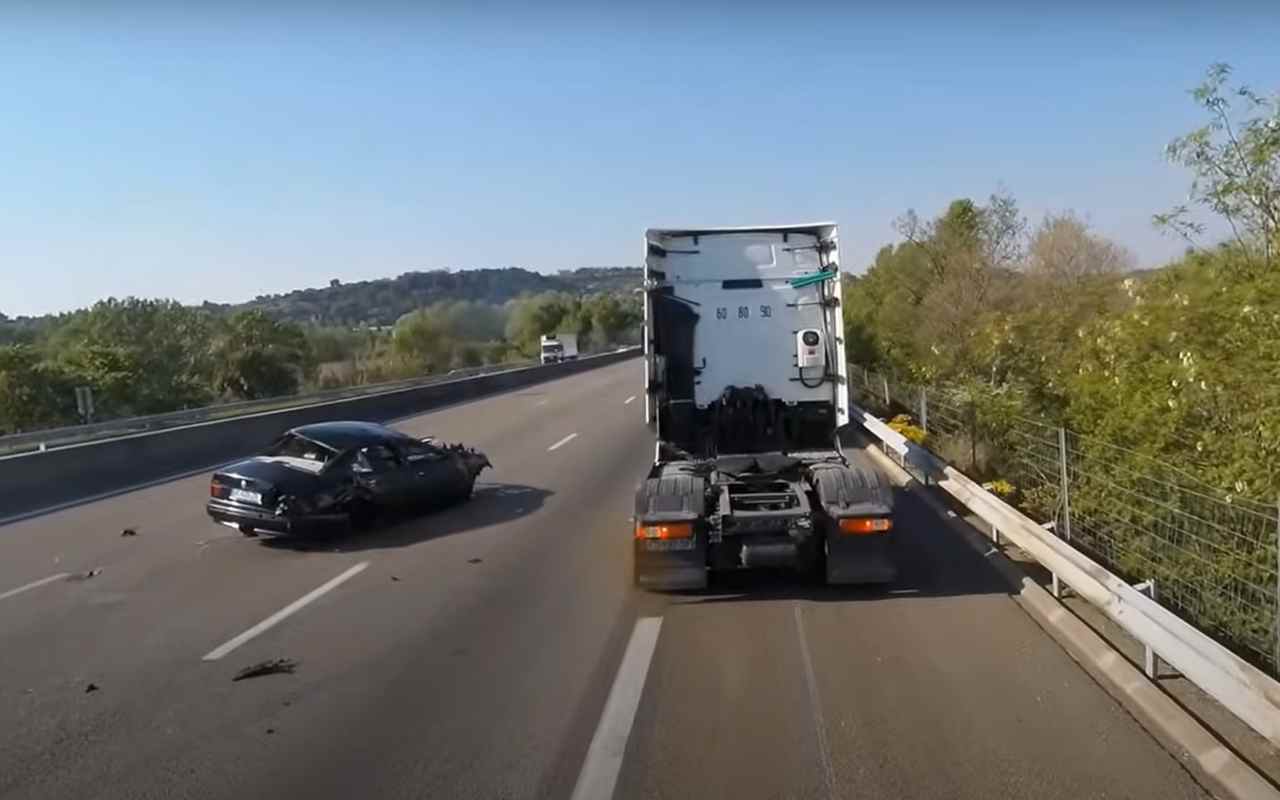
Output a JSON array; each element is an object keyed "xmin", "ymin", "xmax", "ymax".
[{"xmin": 0, "ymin": 349, "xmax": 638, "ymax": 522}]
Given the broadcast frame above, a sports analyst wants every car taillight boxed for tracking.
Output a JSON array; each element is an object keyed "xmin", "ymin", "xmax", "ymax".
[
  {"xmin": 210, "ymin": 482, "xmax": 225, "ymax": 498},
  {"xmin": 634, "ymin": 521, "xmax": 693, "ymax": 540},
  {"xmin": 838, "ymin": 517, "xmax": 893, "ymax": 535}
]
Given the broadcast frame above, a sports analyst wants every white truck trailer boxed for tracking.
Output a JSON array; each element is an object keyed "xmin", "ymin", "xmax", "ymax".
[{"xmin": 634, "ymin": 223, "xmax": 896, "ymax": 590}]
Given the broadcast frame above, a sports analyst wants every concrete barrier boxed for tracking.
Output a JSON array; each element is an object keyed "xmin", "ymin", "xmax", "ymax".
[{"xmin": 0, "ymin": 350, "xmax": 638, "ymax": 521}]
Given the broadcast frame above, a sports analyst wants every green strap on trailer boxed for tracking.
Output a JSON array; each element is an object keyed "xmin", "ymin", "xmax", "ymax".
[{"xmin": 789, "ymin": 269, "xmax": 837, "ymax": 289}]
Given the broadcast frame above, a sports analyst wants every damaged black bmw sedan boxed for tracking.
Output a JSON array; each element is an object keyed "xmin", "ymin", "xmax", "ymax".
[{"xmin": 206, "ymin": 421, "xmax": 491, "ymax": 537}]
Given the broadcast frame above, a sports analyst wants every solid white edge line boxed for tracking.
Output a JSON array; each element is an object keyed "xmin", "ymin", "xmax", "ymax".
[
  {"xmin": 0, "ymin": 572, "xmax": 71, "ymax": 602},
  {"xmin": 570, "ymin": 616, "xmax": 662, "ymax": 800},
  {"xmin": 624, "ymin": 395, "xmax": 636, "ymax": 405},
  {"xmin": 201, "ymin": 561, "xmax": 370, "ymax": 661},
  {"xmin": 547, "ymin": 433, "xmax": 579, "ymax": 452}
]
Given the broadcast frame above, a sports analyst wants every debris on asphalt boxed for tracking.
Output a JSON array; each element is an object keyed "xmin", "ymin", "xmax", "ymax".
[
  {"xmin": 390, "ymin": 575, "xmax": 401, "ymax": 582},
  {"xmin": 266, "ymin": 728, "xmax": 276, "ymax": 735},
  {"xmin": 120, "ymin": 528, "xmax": 137, "ymax": 537},
  {"xmin": 467, "ymin": 558, "xmax": 483, "ymax": 564},
  {"xmin": 232, "ymin": 659, "xmax": 298, "ymax": 682},
  {"xmin": 66, "ymin": 568, "xmax": 103, "ymax": 581},
  {"xmin": 85, "ymin": 683, "xmax": 100, "ymax": 693}
]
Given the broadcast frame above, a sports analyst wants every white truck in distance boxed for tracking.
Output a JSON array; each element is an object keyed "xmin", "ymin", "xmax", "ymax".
[
  {"xmin": 634, "ymin": 223, "xmax": 896, "ymax": 590},
  {"xmin": 539, "ymin": 333, "xmax": 578, "ymax": 364}
]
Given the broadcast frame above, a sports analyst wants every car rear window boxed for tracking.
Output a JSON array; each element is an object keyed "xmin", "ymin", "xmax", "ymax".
[{"xmin": 267, "ymin": 434, "xmax": 337, "ymax": 464}]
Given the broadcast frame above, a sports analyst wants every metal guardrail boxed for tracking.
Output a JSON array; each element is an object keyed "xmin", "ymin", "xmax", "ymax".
[
  {"xmin": 853, "ymin": 399, "xmax": 1280, "ymax": 748},
  {"xmin": 0, "ymin": 354, "xmax": 634, "ymax": 457},
  {"xmin": 0, "ymin": 361, "xmax": 519, "ymax": 456},
  {"xmin": 852, "ymin": 363, "xmax": 1280, "ymax": 686}
]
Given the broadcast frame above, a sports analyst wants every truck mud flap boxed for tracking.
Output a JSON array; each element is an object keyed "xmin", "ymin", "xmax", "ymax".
[
  {"xmin": 634, "ymin": 537, "xmax": 708, "ymax": 591},
  {"xmin": 825, "ymin": 533, "xmax": 896, "ymax": 585},
  {"xmin": 634, "ymin": 469, "xmax": 708, "ymax": 591}
]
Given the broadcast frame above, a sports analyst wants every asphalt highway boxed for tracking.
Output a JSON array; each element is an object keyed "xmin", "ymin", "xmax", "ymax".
[{"xmin": 0, "ymin": 360, "xmax": 1209, "ymax": 799}]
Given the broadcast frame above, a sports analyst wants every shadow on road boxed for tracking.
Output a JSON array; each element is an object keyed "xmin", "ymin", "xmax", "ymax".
[
  {"xmin": 668, "ymin": 485, "xmax": 1012, "ymax": 605},
  {"xmin": 260, "ymin": 482, "xmax": 553, "ymax": 553}
]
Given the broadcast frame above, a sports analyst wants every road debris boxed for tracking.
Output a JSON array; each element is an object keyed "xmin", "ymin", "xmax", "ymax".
[
  {"xmin": 120, "ymin": 528, "xmax": 138, "ymax": 537},
  {"xmin": 390, "ymin": 575, "xmax": 401, "ymax": 582},
  {"xmin": 66, "ymin": 568, "xmax": 103, "ymax": 581},
  {"xmin": 266, "ymin": 728, "xmax": 276, "ymax": 735},
  {"xmin": 467, "ymin": 558, "xmax": 483, "ymax": 564},
  {"xmin": 232, "ymin": 658, "xmax": 298, "ymax": 682},
  {"xmin": 85, "ymin": 683, "xmax": 100, "ymax": 693}
]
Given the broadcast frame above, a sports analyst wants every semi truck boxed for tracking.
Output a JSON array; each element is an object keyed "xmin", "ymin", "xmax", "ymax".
[
  {"xmin": 634, "ymin": 223, "xmax": 896, "ymax": 590},
  {"xmin": 539, "ymin": 333, "xmax": 579, "ymax": 364}
]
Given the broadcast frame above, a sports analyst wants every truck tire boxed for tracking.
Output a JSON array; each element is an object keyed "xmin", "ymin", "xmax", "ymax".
[{"xmin": 633, "ymin": 467, "xmax": 708, "ymax": 591}]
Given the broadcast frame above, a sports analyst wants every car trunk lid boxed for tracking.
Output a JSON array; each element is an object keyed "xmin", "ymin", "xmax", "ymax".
[{"xmin": 210, "ymin": 457, "xmax": 324, "ymax": 507}]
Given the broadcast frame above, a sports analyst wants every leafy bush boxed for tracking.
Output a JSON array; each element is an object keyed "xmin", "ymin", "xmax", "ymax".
[{"xmin": 887, "ymin": 413, "xmax": 928, "ymax": 445}]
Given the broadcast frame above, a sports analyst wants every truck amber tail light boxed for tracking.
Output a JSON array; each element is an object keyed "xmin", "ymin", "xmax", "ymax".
[
  {"xmin": 838, "ymin": 517, "xmax": 893, "ymax": 535},
  {"xmin": 635, "ymin": 522, "xmax": 693, "ymax": 540}
]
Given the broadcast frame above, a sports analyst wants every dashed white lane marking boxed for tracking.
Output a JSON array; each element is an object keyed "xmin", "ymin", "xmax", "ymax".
[
  {"xmin": 624, "ymin": 395, "xmax": 636, "ymax": 405},
  {"xmin": 794, "ymin": 604, "xmax": 837, "ymax": 798},
  {"xmin": 0, "ymin": 573, "xmax": 71, "ymax": 602},
  {"xmin": 547, "ymin": 433, "xmax": 579, "ymax": 452},
  {"xmin": 201, "ymin": 562, "xmax": 370, "ymax": 661},
  {"xmin": 570, "ymin": 617, "xmax": 663, "ymax": 800}
]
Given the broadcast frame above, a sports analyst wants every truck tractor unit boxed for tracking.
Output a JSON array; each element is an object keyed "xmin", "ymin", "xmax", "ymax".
[{"xmin": 635, "ymin": 224, "xmax": 896, "ymax": 590}]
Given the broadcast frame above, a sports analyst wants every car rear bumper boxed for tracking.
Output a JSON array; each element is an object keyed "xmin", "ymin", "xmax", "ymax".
[
  {"xmin": 206, "ymin": 499, "xmax": 345, "ymax": 535},
  {"xmin": 207, "ymin": 499, "xmax": 295, "ymax": 533}
]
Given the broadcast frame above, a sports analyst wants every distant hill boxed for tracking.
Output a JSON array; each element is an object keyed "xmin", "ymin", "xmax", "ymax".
[{"xmin": 204, "ymin": 267, "xmax": 643, "ymax": 327}]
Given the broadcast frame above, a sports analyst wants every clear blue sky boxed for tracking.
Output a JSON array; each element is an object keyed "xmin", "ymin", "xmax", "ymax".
[{"xmin": 2, "ymin": 1, "xmax": 1277, "ymax": 317}]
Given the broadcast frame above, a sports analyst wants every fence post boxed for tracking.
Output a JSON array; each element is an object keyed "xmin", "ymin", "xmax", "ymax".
[
  {"xmin": 1058, "ymin": 427, "xmax": 1072, "ymax": 543},
  {"xmin": 968, "ymin": 397, "xmax": 978, "ymax": 473},
  {"xmin": 919, "ymin": 387, "xmax": 928, "ymax": 434},
  {"xmin": 882, "ymin": 376, "xmax": 890, "ymax": 408},
  {"xmin": 1135, "ymin": 580, "xmax": 1160, "ymax": 678}
]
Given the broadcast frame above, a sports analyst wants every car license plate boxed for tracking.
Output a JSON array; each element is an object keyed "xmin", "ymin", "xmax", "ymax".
[
  {"xmin": 230, "ymin": 488, "xmax": 262, "ymax": 505},
  {"xmin": 642, "ymin": 539, "xmax": 695, "ymax": 552}
]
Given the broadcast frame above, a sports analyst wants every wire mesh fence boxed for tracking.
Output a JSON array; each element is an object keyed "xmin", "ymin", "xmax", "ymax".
[{"xmin": 850, "ymin": 364, "xmax": 1280, "ymax": 680}]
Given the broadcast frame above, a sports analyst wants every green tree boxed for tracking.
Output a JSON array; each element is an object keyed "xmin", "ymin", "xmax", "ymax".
[
  {"xmin": 210, "ymin": 310, "xmax": 311, "ymax": 400},
  {"xmin": 505, "ymin": 293, "xmax": 571, "ymax": 356},
  {"xmin": 306, "ymin": 326, "xmax": 366, "ymax": 364},
  {"xmin": 392, "ymin": 308, "xmax": 454, "ymax": 372},
  {"xmin": 433, "ymin": 300, "xmax": 508, "ymax": 342},
  {"xmin": 50, "ymin": 298, "xmax": 214, "ymax": 416},
  {"xmin": 453, "ymin": 342, "xmax": 484, "ymax": 368},
  {"xmin": 0, "ymin": 345, "xmax": 78, "ymax": 433},
  {"xmin": 1155, "ymin": 63, "xmax": 1280, "ymax": 267},
  {"xmin": 585, "ymin": 293, "xmax": 642, "ymax": 345}
]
